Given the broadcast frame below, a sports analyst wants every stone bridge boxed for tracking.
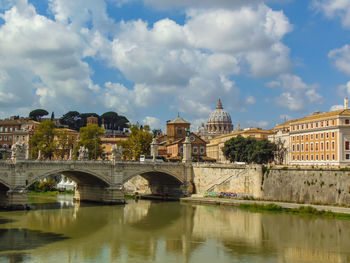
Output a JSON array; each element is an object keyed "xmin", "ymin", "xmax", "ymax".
[{"xmin": 0, "ymin": 159, "xmax": 193, "ymax": 209}]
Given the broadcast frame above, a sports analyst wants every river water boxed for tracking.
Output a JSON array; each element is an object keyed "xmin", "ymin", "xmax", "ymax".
[{"xmin": 0, "ymin": 194, "xmax": 350, "ymax": 263}]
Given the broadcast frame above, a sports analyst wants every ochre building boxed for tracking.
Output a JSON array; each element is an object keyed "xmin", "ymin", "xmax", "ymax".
[{"xmin": 207, "ymin": 128, "xmax": 275, "ymax": 163}]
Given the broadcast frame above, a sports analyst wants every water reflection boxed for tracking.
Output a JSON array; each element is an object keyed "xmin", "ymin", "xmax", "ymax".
[{"xmin": 0, "ymin": 196, "xmax": 350, "ymax": 263}]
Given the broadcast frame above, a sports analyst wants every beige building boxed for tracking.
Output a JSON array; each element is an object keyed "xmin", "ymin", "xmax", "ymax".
[
  {"xmin": 269, "ymin": 97, "xmax": 350, "ymax": 166},
  {"xmin": 207, "ymin": 128, "xmax": 275, "ymax": 162}
]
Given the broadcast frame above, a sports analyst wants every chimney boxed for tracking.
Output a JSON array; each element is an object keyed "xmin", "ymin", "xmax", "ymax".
[{"xmin": 345, "ymin": 97, "xmax": 349, "ymax": 109}]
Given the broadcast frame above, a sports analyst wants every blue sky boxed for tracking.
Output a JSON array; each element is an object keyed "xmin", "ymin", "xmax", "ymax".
[{"xmin": 1, "ymin": 0, "xmax": 350, "ymax": 132}]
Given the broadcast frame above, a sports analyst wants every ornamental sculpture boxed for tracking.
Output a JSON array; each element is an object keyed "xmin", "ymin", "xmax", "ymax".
[
  {"xmin": 111, "ymin": 145, "xmax": 123, "ymax": 162},
  {"xmin": 11, "ymin": 141, "xmax": 28, "ymax": 161},
  {"xmin": 78, "ymin": 146, "xmax": 89, "ymax": 161}
]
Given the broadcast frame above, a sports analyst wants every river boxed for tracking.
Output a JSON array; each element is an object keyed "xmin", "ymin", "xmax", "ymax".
[{"xmin": 0, "ymin": 194, "xmax": 350, "ymax": 263}]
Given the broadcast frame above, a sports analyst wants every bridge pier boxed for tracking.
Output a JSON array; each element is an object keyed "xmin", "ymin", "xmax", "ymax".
[
  {"xmin": 74, "ymin": 184, "xmax": 125, "ymax": 204},
  {"xmin": 0, "ymin": 187, "xmax": 28, "ymax": 210}
]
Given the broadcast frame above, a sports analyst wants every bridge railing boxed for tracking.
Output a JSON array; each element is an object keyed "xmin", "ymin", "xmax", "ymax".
[{"xmin": 0, "ymin": 159, "xmax": 188, "ymax": 167}]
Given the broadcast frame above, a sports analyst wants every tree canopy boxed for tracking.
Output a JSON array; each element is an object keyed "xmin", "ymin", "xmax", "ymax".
[
  {"xmin": 75, "ymin": 124, "xmax": 105, "ymax": 160},
  {"xmin": 29, "ymin": 109, "xmax": 49, "ymax": 122},
  {"xmin": 119, "ymin": 124, "xmax": 153, "ymax": 160},
  {"xmin": 222, "ymin": 135, "xmax": 276, "ymax": 164},
  {"xmin": 29, "ymin": 120, "xmax": 56, "ymax": 159},
  {"xmin": 101, "ymin": 111, "xmax": 129, "ymax": 131}
]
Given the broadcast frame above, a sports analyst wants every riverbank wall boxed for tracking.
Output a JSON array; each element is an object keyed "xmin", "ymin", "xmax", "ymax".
[{"xmin": 192, "ymin": 164, "xmax": 350, "ymax": 206}]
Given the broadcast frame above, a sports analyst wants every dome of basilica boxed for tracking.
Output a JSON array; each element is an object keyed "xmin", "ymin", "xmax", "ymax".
[{"xmin": 206, "ymin": 99, "xmax": 233, "ymax": 135}]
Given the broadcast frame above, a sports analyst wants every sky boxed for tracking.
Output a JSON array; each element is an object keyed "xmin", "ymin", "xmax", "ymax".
[{"xmin": 1, "ymin": 0, "xmax": 350, "ymax": 131}]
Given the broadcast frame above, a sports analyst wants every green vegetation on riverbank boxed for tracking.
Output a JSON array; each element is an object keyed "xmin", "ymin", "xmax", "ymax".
[
  {"xmin": 238, "ymin": 203, "xmax": 350, "ymax": 219},
  {"xmin": 29, "ymin": 190, "xmax": 74, "ymax": 195}
]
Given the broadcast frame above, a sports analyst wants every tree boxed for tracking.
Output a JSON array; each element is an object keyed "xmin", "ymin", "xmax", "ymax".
[
  {"xmin": 29, "ymin": 109, "xmax": 49, "ymax": 122},
  {"xmin": 222, "ymin": 135, "xmax": 276, "ymax": 164},
  {"xmin": 119, "ymin": 124, "xmax": 153, "ymax": 160},
  {"xmin": 55, "ymin": 130, "xmax": 76, "ymax": 159},
  {"xmin": 76, "ymin": 124, "xmax": 105, "ymax": 160},
  {"xmin": 29, "ymin": 120, "xmax": 57, "ymax": 159},
  {"xmin": 101, "ymin": 111, "xmax": 129, "ymax": 130}
]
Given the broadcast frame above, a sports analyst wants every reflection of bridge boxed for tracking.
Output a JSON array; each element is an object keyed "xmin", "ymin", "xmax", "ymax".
[{"xmin": 0, "ymin": 160, "xmax": 193, "ymax": 209}]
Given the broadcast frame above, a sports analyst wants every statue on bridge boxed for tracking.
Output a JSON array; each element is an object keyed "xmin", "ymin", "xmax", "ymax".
[
  {"xmin": 111, "ymin": 145, "xmax": 123, "ymax": 162},
  {"xmin": 78, "ymin": 146, "xmax": 89, "ymax": 161},
  {"xmin": 11, "ymin": 141, "xmax": 28, "ymax": 162}
]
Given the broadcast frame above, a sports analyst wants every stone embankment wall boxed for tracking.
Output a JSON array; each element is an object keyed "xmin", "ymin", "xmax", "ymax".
[
  {"xmin": 192, "ymin": 163, "xmax": 263, "ymax": 198},
  {"xmin": 262, "ymin": 167, "xmax": 350, "ymax": 205},
  {"xmin": 193, "ymin": 164, "xmax": 350, "ymax": 206}
]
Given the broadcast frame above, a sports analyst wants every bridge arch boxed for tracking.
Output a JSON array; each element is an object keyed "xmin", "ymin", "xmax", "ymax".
[
  {"xmin": 26, "ymin": 168, "xmax": 111, "ymax": 189},
  {"xmin": 123, "ymin": 169, "xmax": 184, "ymax": 185}
]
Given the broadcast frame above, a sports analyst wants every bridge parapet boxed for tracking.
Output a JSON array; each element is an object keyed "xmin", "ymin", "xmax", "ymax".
[{"xmin": 0, "ymin": 159, "xmax": 193, "ymax": 210}]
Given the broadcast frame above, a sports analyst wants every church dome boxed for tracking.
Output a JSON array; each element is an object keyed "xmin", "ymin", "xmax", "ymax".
[
  {"xmin": 207, "ymin": 99, "xmax": 232, "ymax": 123},
  {"xmin": 206, "ymin": 98, "xmax": 233, "ymax": 135}
]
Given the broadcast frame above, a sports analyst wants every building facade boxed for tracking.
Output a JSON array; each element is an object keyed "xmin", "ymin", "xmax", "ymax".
[{"xmin": 207, "ymin": 128, "xmax": 275, "ymax": 163}]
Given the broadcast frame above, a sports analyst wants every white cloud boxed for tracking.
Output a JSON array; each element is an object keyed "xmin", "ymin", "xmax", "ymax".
[
  {"xmin": 142, "ymin": 116, "xmax": 161, "ymax": 129},
  {"xmin": 246, "ymin": 120, "xmax": 269, "ymax": 128},
  {"xmin": 330, "ymin": 104, "xmax": 344, "ymax": 111},
  {"xmin": 246, "ymin": 96, "xmax": 256, "ymax": 105},
  {"xmin": 329, "ymin": 44, "xmax": 350, "ymax": 75},
  {"xmin": 0, "ymin": 0, "xmax": 294, "ymax": 125},
  {"xmin": 270, "ymin": 74, "xmax": 323, "ymax": 111},
  {"xmin": 313, "ymin": 0, "xmax": 350, "ymax": 28}
]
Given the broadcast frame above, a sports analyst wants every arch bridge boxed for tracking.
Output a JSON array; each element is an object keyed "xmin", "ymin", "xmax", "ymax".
[{"xmin": 0, "ymin": 159, "xmax": 193, "ymax": 210}]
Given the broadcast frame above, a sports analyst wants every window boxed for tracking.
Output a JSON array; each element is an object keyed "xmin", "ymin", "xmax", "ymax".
[
  {"xmin": 301, "ymin": 155, "xmax": 304, "ymax": 160},
  {"xmin": 321, "ymin": 154, "xmax": 324, "ymax": 160},
  {"xmin": 200, "ymin": 147, "xmax": 205, "ymax": 154},
  {"xmin": 177, "ymin": 129, "xmax": 182, "ymax": 134},
  {"xmin": 346, "ymin": 119, "xmax": 350, "ymax": 124},
  {"xmin": 332, "ymin": 141, "xmax": 335, "ymax": 150},
  {"xmin": 4, "ymin": 127, "xmax": 7, "ymax": 132},
  {"xmin": 301, "ymin": 144, "xmax": 304, "ymax": 152},
  {"xmin": 292, "ymin": 144, "xmax": 295, "ymax": 152},
  {"xmin": 4, "ymin": 136, "xmax": 7, "ymax": 141},
  {"xmin": 327, "ymin": 154, "xmax": 329, "ymax": 160},
  {"xmin": 306, "ymin": 155, "xmax": 309, "ymax": 160},
  {"xmin": 180, "ymin": 147, "xmax": 183, "ymax": 153},
  {"xmin": 301, "ymin": 135, "xmax": 304, "ymax": 140},
  {"xmin": 321, "ymin": 133, "xmax": 324, "ymax": 139},
  {"xmin": 8, "ymin": 136, "xmax": 11, "ymax": 141},
  {"xmin": 22, "ymin": 136, "xmax": 25, "ymax": 141},
  {"xmin": 321, "ymin": 142, "xmax": 324, "ymax": 150},
  {"xmin": 326, "ymin": 121, "xmax": 329, "ymax": 126},
  {"xmin": 332, "ymin": 132, "xmax": 335, "ymax": 138},
  {"xmin": 311, "ymin": 123, "xmax": 314, "ymax": 128},
  {"xmin": 306, "ymin": 135, "xmax": 308, "ymax": 140},
  {"xmin": 293, "ymin": 155, "xmax": 295, "ymax": 160},
  {"xmin": 346, "ymin": 141, "xmax": 350, "ymax": 150},
  {"xmin": 316, "ymin": 134, "xmax": 318, "ymax": 139},
  {"xmin": 346, "ymin": 154, "xmax": 350, "ymax": 160},
  {"xmin": 292, "ymin": 136, "xmax": 295, "ymax": 141},
  {"xmin": 16, "ymin": 136, "xmax": 19, "ymax": 141},
  {"xmin": 297, "ymin": 155, "xmax": 300, "ymax": 160},
  {"xmin": 0, "ymin": 136, "xmax": 2, "ymax": 141},
  {"xmin": 306, "ymin": 143, "xmax": 309, "ymax": 152},
  {"xmin": 297, "ymin": 144, "xmax": 300, "ymax": 152},
  {"xmin": 332, "ymin": 154, "xmax": 335, "ymax": 160},
  {"xmin": 302, "ymin": 125, "xmax": 304, "ymax": 129},
  {"xmin": 0, "ymin": 127, "xmax": 2, "ymax": 132},
  {"xmin": 193, "ymin": 146, "xmax": 198, "ymax": 153},
  {"xmin": 316, "ymin": 122, "xmax": 319, "ymax": 128},
  {"xmin": 315, "ymin": 143, "xmax": 319, "ymax": 151},
  {"xmin": 326, "ymin": 142, "xmax": 329, "ymax": 150},
  {"xmin": 306, "ymin": 124, "xmax": 309, "ymax": 129},
  {"xmin": 326, "ymin": 133, "xmax": 329, "ymax": 139},
  {"xmin": 9, "ymin": 127, "xmax": 12, "ymax": 132},
  {"xmin": 311, "ymin": 134, "xmax": 314, "ymax": 139},
  {"xmin": 311, "ymin": 143, "xmax": 314, "ymax": 151},
  {"xmin": 316, "ymin": 155, "xmax": 319, "ymax": 160},
  {"xmin": 321, "ymin": 122, "xmax": 323, "ymax": 127},
  {"xmin": 311, "ymin": 155, "xmax": 314, "ymax": 160}
]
